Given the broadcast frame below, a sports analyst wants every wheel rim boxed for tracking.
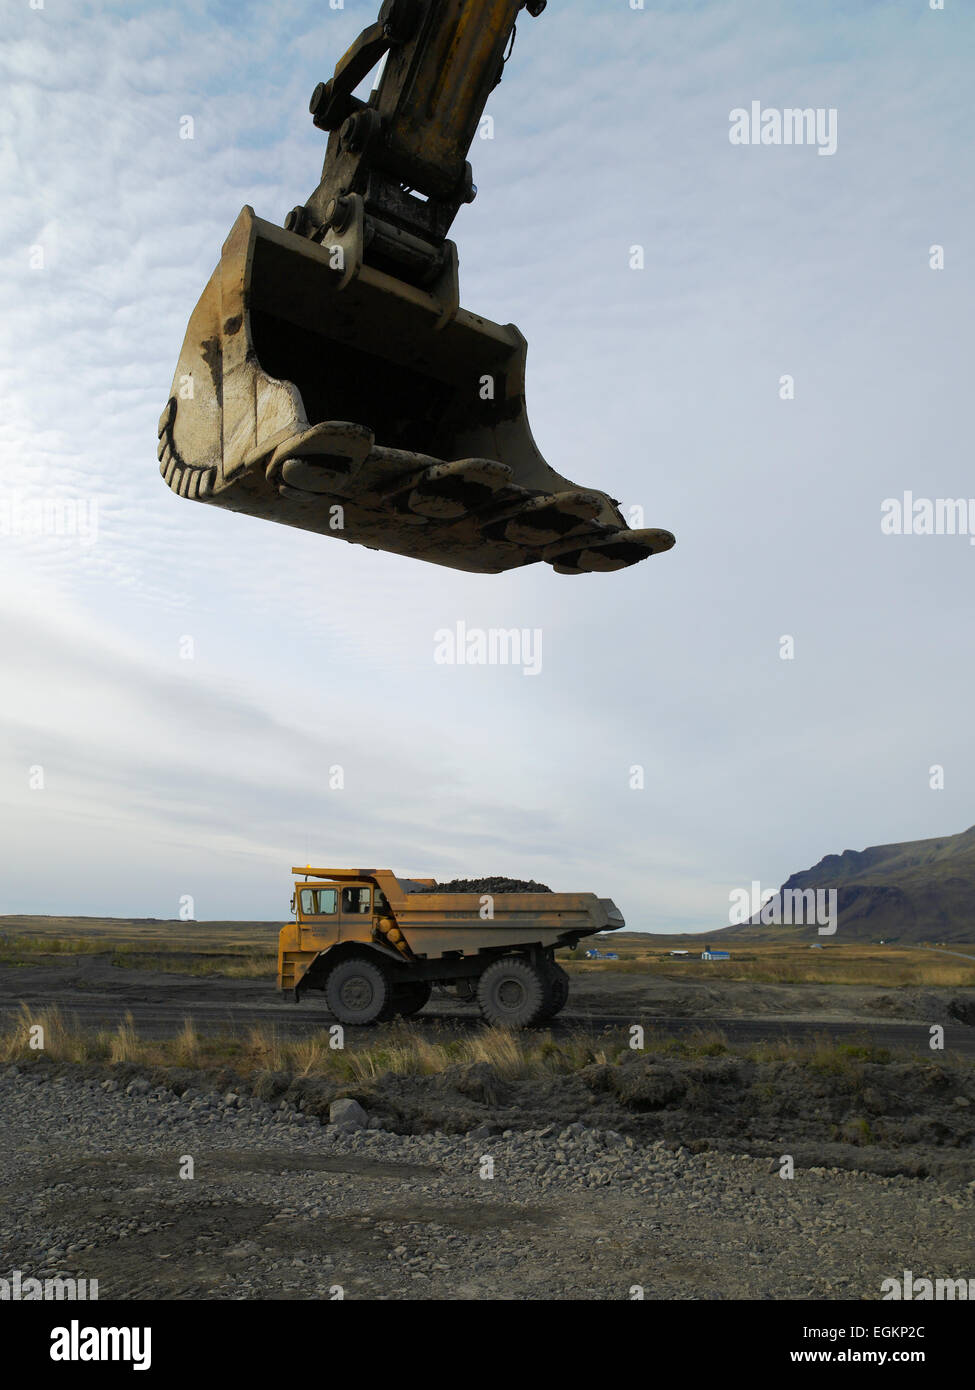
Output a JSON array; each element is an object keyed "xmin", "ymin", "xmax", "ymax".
[
  {"xmin": 340, "ymin": 976, "xmax": 374, "ymax": 1012},
  {"xmin": 497, "ymin": 978, "xmax": 525, "ymax": 1010}
]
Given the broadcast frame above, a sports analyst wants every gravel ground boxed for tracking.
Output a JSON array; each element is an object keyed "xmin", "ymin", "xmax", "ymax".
[{"xmin": 1, "ymin": 1064, "xmax": 972, "ymax": 1301}]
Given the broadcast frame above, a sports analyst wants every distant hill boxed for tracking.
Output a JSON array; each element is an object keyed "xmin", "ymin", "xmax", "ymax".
[
  {"xmin": 727, "ymin": 825, "xmax": 975, "ymax": 943},
  {"xmin": 0, "ymin": 917, "xmax": 280, "ymax": 945}
]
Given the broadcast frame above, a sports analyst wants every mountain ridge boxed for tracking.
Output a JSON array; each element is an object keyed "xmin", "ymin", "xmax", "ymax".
[{"xmin": 726, "ymin": 824, "xmax": 975, "ymax": 942}]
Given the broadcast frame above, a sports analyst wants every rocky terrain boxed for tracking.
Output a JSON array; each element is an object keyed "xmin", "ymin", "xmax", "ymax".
[
  {"xmin": 411, "ymin": 878, "xmax": 552, "ymax": 894},
  {"xmin": 1, "ymin": 1062, "xmax": 972, "ymax": 1301}
]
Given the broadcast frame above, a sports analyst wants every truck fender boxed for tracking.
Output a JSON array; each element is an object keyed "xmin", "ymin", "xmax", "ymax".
[{"xmin": 295, "ymin": 939, "xmax": 406, "ymax": 1000}]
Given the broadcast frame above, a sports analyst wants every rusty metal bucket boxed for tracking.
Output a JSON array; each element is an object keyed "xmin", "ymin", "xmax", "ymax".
[{"xmin": 159, "ymin": 206, "xmax": 675, "ymax": 574}]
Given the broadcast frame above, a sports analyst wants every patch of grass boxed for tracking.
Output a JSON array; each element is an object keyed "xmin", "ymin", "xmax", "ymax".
[
  {"xmin": 109, "ymin": 1013, "xmax": 141, "ymax": 1064},
  {"xmin": 0, "ymin": 1011, "xmax": 965, "ymax": 1087},
  {"xmin": 560, "ymin": 945, "xmax": 975, "ymax": 988},
  {"xmin": 807, "ymin": 1040, "xmax": 893, "ymax": 1074},
  {"xmin": 0, "ymin": 934, "xmax": 275, "ymax": 979},
  {"xmin": 173, "ymin": 1018, "xmax": 201, "ymax": 1067},
  {"xmin": 0, "ymin": 1009, "xmax": 623, "ymax": 1081},
  {"xmin": 744, "ymin": 1034, "xmax": 897, "ymax": 1070},
  {"xmin": 634, "ymin": 1028, "xmax": 732, "ymax": 1059},
  {"xmin": 108, "ymin": 946, "xmax": 275, "ymax": 979},
  {"xmin": 0, "ymin": 934, "xmax": 104, "ymax": 964},
  {"xmin": 0, "ymin": 931, "xmax": 276, "ymax": 979},
  {"xmin": 0, "ymin": 1006, "xmax": 112, "ymax": 1064}
]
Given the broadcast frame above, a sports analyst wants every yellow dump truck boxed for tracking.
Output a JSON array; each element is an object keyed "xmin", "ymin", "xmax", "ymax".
[{"xmin": 278, "ymin": 867, "xmax": 625, "ymax": 1026}]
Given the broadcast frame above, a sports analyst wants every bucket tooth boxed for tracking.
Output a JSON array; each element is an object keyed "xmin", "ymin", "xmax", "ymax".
[
  {"xmin": 546, "ymin": 527, "xmax": 677, "ymax": 575},
  {"xmin": 397, "ymin": 459, "xmax": 512, "ymax": 520},
  {"xmin": 483, "ymin": 490, "xmax": 604, "ymax": 547},
  {"xmin": 355, "ymin": 447, "xmax": 442, "ymax": 504},
  {"xmin": 267, "ymin": 422, "xmax": 374, "ymax": 499},
  {"xmin": 266, "ymin": 421, "xmax": 374, "ymax": 487}
]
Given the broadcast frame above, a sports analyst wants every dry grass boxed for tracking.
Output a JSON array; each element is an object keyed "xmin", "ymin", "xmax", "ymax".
[
  {"xmin": 0, "ymin": 933, "xmax": 275, "ymax": 979},
  {"xmin": 0, "ymin": 934, "xmax": 104, "ymax": 959},
  {"xmin": 561, "ymin": 943, "xmax": 975, "ymax": 988},
  {"xmin": 109, "ymin": 945, "xmax": 275, "ymax": 979},
  {"xmin": 238, "ymin": 1020, "xmax": 621, "ymax": 1082},
  {"xmin": 0, "ymin": 1005, "xmax": 111, "ymax": 1064},
  {"xmin": 0, "ymin": 1007, "xmax": 624, "ymax": 1080},
  {"xmin": 1, "ymin": 1009, "xmax": 949, "ymax": 1085}
]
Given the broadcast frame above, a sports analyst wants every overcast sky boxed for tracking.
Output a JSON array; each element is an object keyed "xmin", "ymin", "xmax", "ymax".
[{"xmin": 1, "ymin": 0, "xmax": 972, "ymax": 931}]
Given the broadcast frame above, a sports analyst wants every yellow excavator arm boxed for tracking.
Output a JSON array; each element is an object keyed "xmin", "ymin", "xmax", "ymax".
[
  {"xmin": 158, "ymin": 0, "xmax": 675, "ymax": 576},
  {"xmin": 298, "ymin": 0, "xmax": 538, "ymax": 262}
]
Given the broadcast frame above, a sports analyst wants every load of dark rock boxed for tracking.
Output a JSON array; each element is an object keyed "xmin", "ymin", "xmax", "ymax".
[{"xmin": 414, "ymin": 877, "xmax": 552, "ymax": 894}]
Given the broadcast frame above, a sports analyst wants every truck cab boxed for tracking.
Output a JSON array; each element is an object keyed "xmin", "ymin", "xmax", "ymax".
[{"xmin": 292, "ymin": 879, "xmax": 384, "ymax": 942}]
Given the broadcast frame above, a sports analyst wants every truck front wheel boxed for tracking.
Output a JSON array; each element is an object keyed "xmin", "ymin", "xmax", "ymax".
[
  {"xmin": 325, "ymin": 956, "xmax": 392, "ymax": 1025},
  {"xmin": 477, "ymin": 957, "xmax": 547, "ymax": 1028}
]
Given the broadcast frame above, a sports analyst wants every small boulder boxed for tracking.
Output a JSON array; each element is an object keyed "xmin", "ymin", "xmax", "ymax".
[{"xmin": 329, "ymin": 1097, "xmax": 368, "ymax": 1128}]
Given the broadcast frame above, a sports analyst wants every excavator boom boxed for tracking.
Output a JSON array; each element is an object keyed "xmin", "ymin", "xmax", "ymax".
[{"xmin": 159, "ymin": 0, "xmax": 675, "ymax": 576}]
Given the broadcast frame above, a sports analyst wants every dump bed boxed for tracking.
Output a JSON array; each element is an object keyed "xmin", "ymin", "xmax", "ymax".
[{"xmin": 387, "ymin": 887, "xmax": 623, "ymax": 956}]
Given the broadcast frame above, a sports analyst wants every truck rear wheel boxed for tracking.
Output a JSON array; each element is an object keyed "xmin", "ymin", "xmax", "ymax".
[
  {"xmin": 477, "ymin": 956, "xmax": 547, "ymax": 1028},
  {"xmin": 538, "ymin": 963, "xmax": 570, "ymax": 1021},
  {"xmin": 325, "ymin": 956, "xmax": 392, "ymax": 1026}
]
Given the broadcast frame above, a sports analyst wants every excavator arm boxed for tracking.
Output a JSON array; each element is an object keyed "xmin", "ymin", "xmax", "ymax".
[
  {"xmin": 158, "ymin": 0, "xmax": 675, "ymax": 575},
  {"xmin": 299, "ymin": 0, "xmax": 541, "ymax": 256}
]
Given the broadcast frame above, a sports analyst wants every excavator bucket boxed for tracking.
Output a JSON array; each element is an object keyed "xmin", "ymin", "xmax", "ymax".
[
  {"xmin": 160, "ymin": 208, "xmax": 674, "ymax": 575},
  {"xmin": 159, "ymin": 0, "xmax": 675, "ymax": 576}
]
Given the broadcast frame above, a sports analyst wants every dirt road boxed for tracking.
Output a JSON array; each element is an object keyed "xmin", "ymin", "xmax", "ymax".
[{"xmin": 2, "ymin": 955, "xmax": 974, "ymax": 1052}]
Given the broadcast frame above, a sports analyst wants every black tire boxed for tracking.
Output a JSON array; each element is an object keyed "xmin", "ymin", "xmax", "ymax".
[
  {"xmin": 477, "ymin": 956, "xmax": 548, "ymax": 1028},
  {"xmin": 537, "ymin": 963, "xmax": 570, "ymax": 1021},
  {"xmin": 392, "ymin": 981, "xmax": 431, "ymax": 1017},
  {"xmin": 324, "ymin": 956, "xmax": 392, "ymax": 1025}
]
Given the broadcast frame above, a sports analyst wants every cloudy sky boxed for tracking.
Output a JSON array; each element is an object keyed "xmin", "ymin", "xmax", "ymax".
[{"xmin": 1, "ymin": 0, "xmax": 972, "ymax": 930}]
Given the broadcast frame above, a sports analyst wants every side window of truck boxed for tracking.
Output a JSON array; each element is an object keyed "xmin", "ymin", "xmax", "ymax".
[
  {"xmin": 341, "ymin": 886, "xmax": 371, "ymax": 914},
  {"xmin": 299, "ymin": 889, "xmax": 315, "ymax": 915}
]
